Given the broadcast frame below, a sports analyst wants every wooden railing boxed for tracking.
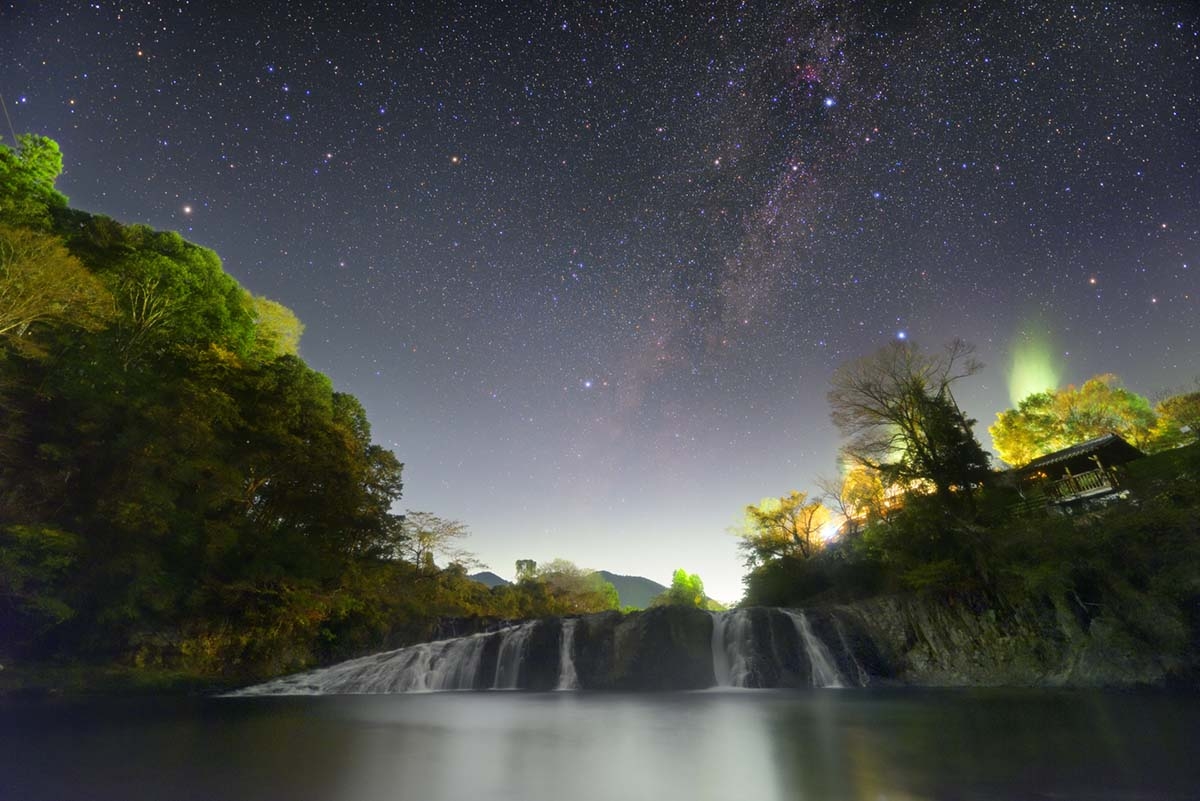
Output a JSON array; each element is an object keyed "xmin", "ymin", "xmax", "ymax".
[
  {"xmin": 1044, "ymin": 468, "xmax": 1115, "ymax": 501},
  {"xmin": 1013, "ymin": 467, "xmax": 1120, "ymax": 516}
]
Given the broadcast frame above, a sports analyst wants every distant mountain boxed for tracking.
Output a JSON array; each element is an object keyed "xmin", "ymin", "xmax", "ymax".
[
  {"xmin": 596, "ymin": 570, "xmax": 668, "ymax": 610},
  {"xmin": 469, "ymin": 571, "xmax": 510, "ymax": 588}
]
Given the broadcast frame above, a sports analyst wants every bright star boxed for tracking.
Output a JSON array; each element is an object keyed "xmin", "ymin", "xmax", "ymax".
[
  {"xmin": 182, "ymin": 205, "xmax": 193, "ymax": 215},
  {"xmin": 823, "ymin": 97, "xmax": 836, "ymax": 108}
]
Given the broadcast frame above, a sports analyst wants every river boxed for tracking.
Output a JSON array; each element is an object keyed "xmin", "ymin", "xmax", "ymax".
[{"xmin": 2, "ymin": 689, "xmax": 1197, "ymax": 800}]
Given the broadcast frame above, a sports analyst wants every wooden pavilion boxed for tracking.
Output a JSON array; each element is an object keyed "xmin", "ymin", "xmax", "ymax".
[{"xmin": 1014, "ymin": 433, "xmax": 1144, "ymax": 507}]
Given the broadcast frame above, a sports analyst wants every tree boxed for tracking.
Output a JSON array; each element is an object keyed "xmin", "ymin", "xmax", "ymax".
[
  {"xmin": 738, "ymin": 490, "xmax": 830, "ymax": 567},
  {"xmin": 1147, "ymin": 392, "xmax": 1200, "ymax": 452},
  {"xmin": 989, "ymin": 374, "xmax": 1157, "ymax": 466},
  {"xmin": 828, "ymin": 339, "xmax": 990, "ymax": 507},
  {"xmin": 817, "ymin": 465, "xmax": 894, "ymax": 530},
  {"xmin": 651, "ymin": 568, "xmax": 708, "ymax": 608},
  {"xmin": 398, "ymin": 511, "xmax": 477, "ymax": 570},
  {"xmin": 0, "ymin": 225, "xmax": 113, "ymax": 352},
  {"xmin": 0, "ymin": 134, "xmax": 69, "ymax": 227},
  {"xmin": 103, "ymin": 243, "xmax": 256, "ymax": 365},
  {"xmin": 249, "ymin": 295, "xmax": 304, "ymax": 361},
  {"xmin": 514, "ymin": 559, "xmax": 537, "ymax": 582},
  {"xmin": 531, "ymin": 559, "xmax": 620, "ymax": 613}
]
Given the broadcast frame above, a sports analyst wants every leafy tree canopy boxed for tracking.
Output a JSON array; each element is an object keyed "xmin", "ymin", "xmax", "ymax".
[
  {"xmin": 738, "ymin": 490, "xmax": 830, "ymax": 567},
  {"xmin": 531, "ymin": 559, "xmax": 620, "ymax": 613},
  {"xmin": 0, "ymin": 225, "xmax": 114, "ymax": 353},
  {"xmin": 0, "ymin": 134, "xmax": 68, "ymax": 227},
  {"xmin": 989, "ymin": 374, "xmax": 1156, "ymax": 466},
  {"xmin": 651, "ymin": 569, "xmax": 709, "ymax": 608},
  {"xmin": 1148, "ymin": 391, "xmax": 1200, "ymax": 452}
]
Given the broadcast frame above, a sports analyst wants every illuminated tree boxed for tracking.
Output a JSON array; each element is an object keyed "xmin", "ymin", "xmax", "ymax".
[
  {"xmin": 651, "ymin": 568, "xmax": 707, "ymax": 608},
  {"xmin": 0, "ymin": 134, "xmax": 69, "ymax": 227},
  {"xmin": 738, "ymin": 490, "xmax": 830, "ymax": 567},
  {"xmin": 828, "ymin": 339, "xmax": 990, "ymax": 506},
  {"xmin": 0, "ymin": 226, "xmax": 113, "ymax": 352},
  {"xmin": 249, "ymin": 295, "xmax": 304, "ymax": 360},
  {"xmin": 399, "ymin": 511, "xmax": 478, "ymax": 570},
  {"xmin": 532, "ymin": 559, "xmax": 619, "ymax": 612},
  {"xmin": 818, "ymin": 465, "xmax": 894, "ymax": 528},
  {"xmin": 989, "ymin": 374, "xmax": 1157, "ymax": 466},
  {"xmin": 1148, "ymin": 391, "xmax": 1200, "ymax": 452}
]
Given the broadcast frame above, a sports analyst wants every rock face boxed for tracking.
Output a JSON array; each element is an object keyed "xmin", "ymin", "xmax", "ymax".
[
  {"xmin": 840, "ymin": 594, "xmax": 1179, "ymax": 687},
  {"xmin": 232, "ymin": 595, "xmax": 1185, "ymax": 695}
]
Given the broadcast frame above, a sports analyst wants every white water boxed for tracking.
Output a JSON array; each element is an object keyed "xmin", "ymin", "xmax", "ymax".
[
  {"xmin": 832, "ymin": 615, "xmax": 869, "ymax": 687},
  {"xmin": 710, "ymin": 610, "xmax": 754, "ymax": 687},
  {"xmin": 233, "ymin": 608, "xmax": 859, "ymax": 696},
  {"xmin": 492, "ymin": 622, "xmax": 536, "ymax": 689},
  {"xmin": 556, "ymin": 619, "xmax": 579, "ymax": 690},
  {"xmin": 231, "ymin": 631, "xmax": 496, "ymax": 696},
  {"xmin": 785, "ymin": 610, "xmax": 845, "ymax": 688}
]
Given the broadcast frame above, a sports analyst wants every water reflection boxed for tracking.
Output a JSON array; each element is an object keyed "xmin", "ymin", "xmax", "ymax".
[{"xmin": 1, "ymin": 689, "xmax": 1197, "ymax": 801}]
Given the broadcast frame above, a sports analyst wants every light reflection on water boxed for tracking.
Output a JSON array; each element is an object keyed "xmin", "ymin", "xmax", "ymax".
[{"xmin": 2, "ymin": 689, "xmax": 1198, "ymax": 801}]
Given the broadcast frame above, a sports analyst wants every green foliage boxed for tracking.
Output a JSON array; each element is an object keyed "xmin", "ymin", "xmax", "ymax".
[
  {"xmin": 514, "ymin": 559, "xmax": 537, "ymax": 582},
  {"xmin": 743, "ymin": 444, "xmax": 1200, "ymax": 676},
  {"xmin": 0, "ymin": 134, "xmax": 68, "ymax": 227},
  {"xmin": 1, "ymin": 136, "xmax": 564, "ymax": 681},
  {"xmin": 990, "ymin": 374, "xmax": 1157, "ymax": 466},
  {"xmin": 249, "ymin": 295, "xmax": 304, "ymax": 359},
  {"xmin": 0, "ymin": 225, "xmax": 114, "ymax": 352},
  {"xmin": 530, "ymin": 559, "xmax": 621, "ymax": 613},
  {"xmin": 99, "ymin": 242, "xmax": 256, "ymax": 364},
  {"xmin": 1148, "ymin": 392, "xmax": 1200, "ymax": 452},
  {"xmin": 652, "ymin": 568, "xmax": 708, "ymax": 608},
  {"xmin": 0, "ymin": 526, "xmax": 83, "ymax": 645}
]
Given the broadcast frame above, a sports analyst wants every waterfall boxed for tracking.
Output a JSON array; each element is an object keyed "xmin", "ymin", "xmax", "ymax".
[
  {"xmin": 228, "ymin": 630, "xmax": 494, "ymax": 696},
  {"xmin": 556, "ymin": 619, "xmax": 579, "ymax": 690},
  {"xmin": 492, "ymin": 621, "xmax": 536, "ymax": 689},
  {"xmin": 832, "ymin": 615, "xmax": 869, "ymax": 687},
  {"xmin": 228, "ymin": 606, "xmax": 875, "ymax": 696},
  {"xmin": 710, "ymin": 610, "xmax": 754, "ymax": 687},
  {"xmin": 784, "ymin": 610, "xmax": 844, "ymax": 688},
  {"xmin": 427, "ymin": 632, "xmax": 489, "ymax": 690}
]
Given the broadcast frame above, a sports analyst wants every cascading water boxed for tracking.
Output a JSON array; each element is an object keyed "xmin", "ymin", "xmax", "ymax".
[
  {"xmin": 492, "ymin": 621, "xmax": 536, "ymax": 689},
  {"xmin": 784, "ymin": 610, "xmax": 845, "ymax": 688},
  {"xmin": 231, "ymin": 606, "xmax": 872, "ymax": 696},
  {"xmin": 832, "ymin": 615, "xmax": 869, "ymax": 687},
  {"xmin": 710, "ymin": 610, "xmax": 754, "ymax": 687},
  {"xmin": 230, "ymin": 631, "xmax": 496, "ymax": 696},
  {"xmin": 556, "ymin": 618, "xmax": 579, "ymax": 690}
]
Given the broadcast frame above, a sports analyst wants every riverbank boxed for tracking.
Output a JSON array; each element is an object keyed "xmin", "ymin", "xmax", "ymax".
[{"xmin": 0, "ymin": 662, "xmax": 243, "ymax": 698}]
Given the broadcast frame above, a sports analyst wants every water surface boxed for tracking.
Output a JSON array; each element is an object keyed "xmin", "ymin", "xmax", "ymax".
[{"xmin": 2, "ymin": 689, "xmax": 1197, "ymax": 800}]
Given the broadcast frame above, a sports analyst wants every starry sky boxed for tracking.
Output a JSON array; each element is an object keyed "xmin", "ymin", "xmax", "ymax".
[{"xmin": 3, "ymin": 1, "xmax": 1197, "ymax": 601}]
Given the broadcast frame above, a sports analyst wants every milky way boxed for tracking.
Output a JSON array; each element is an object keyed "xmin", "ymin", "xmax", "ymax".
[{"xmin": 4, "ymin": 1, "xmax": 1197, "ymax": 599}]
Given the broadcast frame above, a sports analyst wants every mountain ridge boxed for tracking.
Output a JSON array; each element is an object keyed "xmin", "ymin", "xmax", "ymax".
[{"xmin": 467, "ymin": 570, "xmax": 668, "ymax": 609}]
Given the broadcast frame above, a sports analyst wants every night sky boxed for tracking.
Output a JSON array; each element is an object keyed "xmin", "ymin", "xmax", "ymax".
[{"xmin": 4, "ymin": 1, "xmax": 1197, "ymax": 601}]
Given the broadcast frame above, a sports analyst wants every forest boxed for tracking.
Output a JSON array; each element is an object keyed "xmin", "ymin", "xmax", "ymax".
[
  {"xmin": 734, "ymin": 340, "xmax": 1200, "ymax": 677},
  {"xmin": 0, "ymin": 135, "xmax": 622, "ymax": 688}
]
